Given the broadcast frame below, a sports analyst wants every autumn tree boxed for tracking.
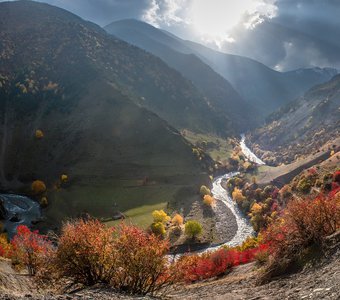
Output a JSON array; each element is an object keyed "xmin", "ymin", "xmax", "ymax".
[
  {"xmin": 203, "ymin": 195, "xmax": 215, "ymax": 206},
  {"xmin": 171, "ymin": 214, "xmax": 184, "ymax": 227},
  {"xmin": 185, "ymin": 220, "xmax": 203, "ymax": 239},
  {"xmin": 151, "ymin": 222, "xmax": 166, "ymax": 236},
  {"xmin": 31, "ymin": 180, "xmax": 46, "ymax": 195},
  {"xmin": 152, "ymin": 210, "xmax": 170, "ymax": 224}
]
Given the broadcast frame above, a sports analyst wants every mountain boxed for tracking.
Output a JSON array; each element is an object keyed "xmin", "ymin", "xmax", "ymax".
[
  {"xmin": 182, "ymin": 40, "xmax": 338, "ymax": 116},
  {"xmin": 0, "ymin": 1, "xmax": 214, "ymax": 228},
  {"xmin": 248, "ymin": 75, "xmax": 340, "ymax": 165},
  {"xmin": 105, "ymin": 19, "xmax": 258, "ymax": 131}
]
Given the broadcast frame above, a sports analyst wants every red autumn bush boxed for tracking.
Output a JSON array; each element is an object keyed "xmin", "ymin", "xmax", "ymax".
[
  {"xmin": 55, "ymin": 219, "xmax": 117, "ymax": 285},
  {"xmin": 260, "ymin": 192, "xmax": 340, "ymax": 282},
  {"xmin": 52, "ymin": 220, "xmax": 174, "ymax": 296},
  {"xmin": 11, "ymin": 225, "xmax": 52, "ymax": 276},
  {"xmin": 112, "ymin": 224, "xmax": 173, "ymax": 295},
  {"xmin": 175, "ymin": 244, "xmax": 269, "ymax": 282}
]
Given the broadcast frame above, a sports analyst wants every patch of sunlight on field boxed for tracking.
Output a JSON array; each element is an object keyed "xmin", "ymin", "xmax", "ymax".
[{"xmin": 104, "ymin": 202, "xmax": 167, "ymax": 229}]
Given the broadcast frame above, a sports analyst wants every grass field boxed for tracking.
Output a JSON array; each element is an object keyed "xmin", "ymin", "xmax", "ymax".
[
  {"xmin": 44, "ymin": 180, "xmax": 190, "ymax": 229},
  {"xmin": 183, "ymin": 131, "xmax": 233, "ymax": 161}
]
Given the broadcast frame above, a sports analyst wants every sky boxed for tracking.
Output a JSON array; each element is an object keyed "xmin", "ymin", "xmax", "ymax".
[{"xmin": 2, "ymin": 0, "xmax": 340, "ymax": 71}]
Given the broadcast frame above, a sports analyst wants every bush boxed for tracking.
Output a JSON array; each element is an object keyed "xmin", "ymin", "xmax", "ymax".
[
  {"xmin": 11, "ymin": 225, "xmax": 52, "ymax": 276},
  {"xmin": 151, "ymin": 222, "xmax": 166, "ymax": 236},
  {"xmin": 176, "ymin": 244, "xmax": 269, "ymax": 282},
  {"xmin": 232, "ymin": 188, "xmax": 246, "ymax": 204},
  {"xmin": 31, "ymin": 180, "xmax": 46, "ymax": 195},
  {"xmin": 0, "ymin": 233, "xmax": 11, "ymax": 258},
  {"xmin": 52, "ymin": 220, "xmax": 175, "ymax": 296},
  {"xmin": 200, "ymin": 185, "xmax": 211, "ymax": 197},
  {"xmin": 203, "ymin": 195, "xmax": 215, "ymax": 206},
  {"xmin": 261, "ymin": 193, "xmax": 340, "ymax": 282},
  {"xmin": 185, "ymin": 220, "xmax": 203, "ymax": 239},
  {"xmin": 297, "ymin": 178, "xmax": 312, "ymax": 194},
  {"xmin": 171, "ymin": 214, "xmax": 183, "ymax": 227},
  {"xmin": 112, "ymin": 224, "xmax": 173, "ymax": 295},
  {"xmin": 35, "ymin": 129, "xmax": 44, "ymax": 139},
  {"xmin": 152, "ymin": 210, "xmax": 170, "ymax": 224},
  {"xmin": 55, "ymin": 219, "xmax": 117, "ymax": 285}
]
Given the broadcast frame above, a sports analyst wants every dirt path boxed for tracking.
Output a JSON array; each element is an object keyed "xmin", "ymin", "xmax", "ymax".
[{"xmin": 256, "ymin": 137, "xmax": 340, "ymax": 187}]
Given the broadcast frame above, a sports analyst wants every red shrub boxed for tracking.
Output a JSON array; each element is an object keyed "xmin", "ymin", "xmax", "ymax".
[
  {"xmin": 175, "ymin": 244, "xmax": 269, "ymax": 283},
  {"xmin": 11, "ymin": 225, "xmax": 52, "ymax": 276}
]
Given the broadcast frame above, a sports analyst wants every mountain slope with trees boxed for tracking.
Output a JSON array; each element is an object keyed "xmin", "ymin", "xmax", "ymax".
[
  {"xmin": 0, "ymin": 0, "xmax": 214, "ymax": 228},
  {"xmin": 105, "ymin": 19, "xmax": 259, "ymax": 130}
]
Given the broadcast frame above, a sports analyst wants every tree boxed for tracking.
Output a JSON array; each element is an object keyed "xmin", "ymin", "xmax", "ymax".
[
  {"xmin": 31, "ymin": 180, "xmax": 46, "ymax": 195},
  {"xmin": 61, "ymin": 174, "xmax": 68, "ymax": 182},
  {"xmin": 232, "ymin": 188, "xmax": 246, "ymax": 203},
  {"xmin": 171, "ymin": 214, "xmax": 184, "ymax": 227},
  {"xmin": 203, "ymin": 195, "xmax": 215, "ymax": 206},
  {"xmin": 200, "ymin": 185, "xmax": 211, "ymax": 197},
  {"xmin": 152, "ymin": 210, "xmax": 170, "ymax": 224},
  {"xmin": 185, "ymin": 220, "xmax": 203, "ymax": 239},
  {"xmin": 35, "ymin": 129, "xmax": 44, "ymax": 139},
  {"xmin": 151, "ymin": 222, "xmax": 166, "ymax": 236}
]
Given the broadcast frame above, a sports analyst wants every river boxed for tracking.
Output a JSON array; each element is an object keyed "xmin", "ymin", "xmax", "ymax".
[
  {"xmin": 0, "ymin": 194, "xmax": 41, "ymax": 239},
  {"xmin": 198, "ymin": 135, "xmax": 265, "ymax": 253}
]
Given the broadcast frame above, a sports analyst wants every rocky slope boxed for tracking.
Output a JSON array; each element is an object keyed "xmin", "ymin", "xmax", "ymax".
[
  {"xmin": 1, "ymin": 232, "xmax": 339, "ymax": 300},
  {"xmin": 249, "ymin": 75, "xmax": 340, "ymax": 165}
]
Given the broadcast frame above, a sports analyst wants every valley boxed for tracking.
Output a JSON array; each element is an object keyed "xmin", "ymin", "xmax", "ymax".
[{"xmin": 0, "ymin": 1, "xmax": 339, "ymax": 299}]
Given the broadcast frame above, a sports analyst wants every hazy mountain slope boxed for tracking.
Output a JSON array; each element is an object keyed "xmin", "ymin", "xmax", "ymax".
[
  {"xmin": 249, "ymin": 75, "xmax": 340, "ymax": 165},
  {"xmin": 182, "ymin": 40, "xmax": 338, "ymax": 116},
  {"xmin": 105, "ymin": 19, "xmax": 258, "ymax": 131},
  {"xmin": 0, "ymin": 1, "xmax": 213, "ymax": 227}
]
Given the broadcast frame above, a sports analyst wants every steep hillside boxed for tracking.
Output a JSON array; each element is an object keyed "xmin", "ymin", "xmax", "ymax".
[
  {"xmin": 105, "ymin": 19, "xmax": 258, "ymax": 130},
  {"xmin": 249, "ymin": 75, "xmax": 340, "ymax": 165},
  {"xmin": 0, "ymin": 1, "xmax": 214, "ymax": 228},
  {"xmin": 183, "ymin": 40, "xmax": 338, "ymax": 116}
]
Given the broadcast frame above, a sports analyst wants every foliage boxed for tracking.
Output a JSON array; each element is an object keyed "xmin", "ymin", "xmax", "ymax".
[
  {"xmin": 152, "ymin": 210, "xmax": 170, "ymax": 224},
  {"xmin": 171, "ymin": 214, "xmax": 184, "ymax": 227},
  {"xmin": 199, "ymin": 185, "xmax": 211, "ymax": 197},
  {"xmin": 151, "ymin": 222, "xmax": 166, "ymax": 236},
  {"xmin": 35, "ymin": 129, "xmax": 44, "ymax": 139},
  {"xmin": 184, "ymin": 220, "xmax": 203, "ymax": 239},
  {"xmin": 0, "ymin": 233, "xmax": 11, "ymax": 258},
  {"xmin": 261, "ymin": 192, "xmax": 340, "ymax": 281},
  {"xmin": 51, "ymin": 220, "xmax": 174, "ymax": 295},
  {"xmin": 111, "ymin": 224, "xmax": 173, "ymax": 296},
  {"xmin": 297, "ymin": 177, "xmax": 312, "ymax": 194},
  {"xmin": 55, "ymin": 219, "xmax": 117, "ymax": 285},
  {"xmin": 39, "ymin": 196, "xmax": 48, "ymax": 208},
  {"xmin": 61, "ymin": 174, "xmax": 68, "ymax": 182},
  {"xmin": 31, "ymin": 180, "xmax": 46, "ymax": 195},
  {"xmin": 11, "ymin": 225, "xmax": 52, "ymax": 276},
  {"xmin": 232, "ymin": 187, "xmax": 246, "ymax": 203},
  {"xmin": 203, "ymin": 195, "xmax": 215, "ymax": 206},
  {"xmin": 175, "ymin": 244, "xmax": 269, "ymax": 282}
]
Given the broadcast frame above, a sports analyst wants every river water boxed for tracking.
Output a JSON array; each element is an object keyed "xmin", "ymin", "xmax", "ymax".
[
  {"xmin": 240, "ymin": 134, "xmax": 265, "ymax": 165},
  {"xmin": 0, "ymin": 194, "xmax": 41, "ymax": 238},
  {"xmin": 199, "ymin": 135, "xmax": 265, "ymax": 253}
]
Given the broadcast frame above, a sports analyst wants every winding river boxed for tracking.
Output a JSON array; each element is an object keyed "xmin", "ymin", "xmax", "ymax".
[{"xmin": 199, "ymin": 135, "xmax": 265, "ymax": 253}]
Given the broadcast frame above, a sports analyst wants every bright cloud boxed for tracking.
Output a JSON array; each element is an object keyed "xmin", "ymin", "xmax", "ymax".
[{"xmin": 142, "ymin": 0, "xmax": 278, "ymax": 47}]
